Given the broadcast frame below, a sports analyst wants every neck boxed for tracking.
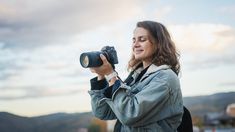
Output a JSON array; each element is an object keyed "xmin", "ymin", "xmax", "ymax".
[{"xmin": 142, "ymin": 61, "xmax": 151, "ymax": 69}]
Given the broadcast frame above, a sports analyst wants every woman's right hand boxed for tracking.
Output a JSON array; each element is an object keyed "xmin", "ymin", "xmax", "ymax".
[{"xmin": 89, "ymin": 54, "xmax": 114, "ymax": 80}]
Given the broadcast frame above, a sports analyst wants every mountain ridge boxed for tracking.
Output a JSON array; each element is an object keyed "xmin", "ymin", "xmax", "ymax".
[
  {"xmin": 183, "ymin": 91, "xmax": 235, "ymax": 117},
  {"xmin": 0, "ymin": 112, "xmax": 93, "ymax": 132},
  {"xmin": 0, "ymin": 91, "xmax": 235, "ymax": 132}
]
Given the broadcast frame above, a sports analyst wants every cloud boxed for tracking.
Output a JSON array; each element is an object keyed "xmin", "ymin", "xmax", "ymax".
[
  {"xmin": 2, "ymin": 22, "xmax": 235, "ymax": 100},
  {"xmin": 169, "ymin": 24, "xmax": 235, "ymax": 52},
  {"xmin": 219, "ymin": 82, "xmax": 235, "ymax": 87},
  {"xmin": 0, "ymin": 42, "xmax": 91, "ymax": 100},
  {"xmin": 219, "ymin": 5, "xmax": 235, "ymax": 19},
  {"xmin": 1, "ymin": 0, "xmax": 235, "ymax": 100},
  {"xmin": 0, "ymin": 85, "xmax": 85, "ymax": 100},
  {"xmin": 0, "ymin": 43, "xmax": 90, "ymax": 100},
  {"xmin": 153, "ymin": 6, "xmax": 172, "ymax": 20},
  {"xmin": 0, "ymin": 0, "xmax": 143, "ymax": 48},
  {"xmin": 2, "ymin": 21, "xmax": 235, "ymax": 100},
  {"xmin": 168, "ymin": 23, "xmax": 235, "ymax": 69},
  {"xmin": 0, "ymin": 43, "xmax": 26, "ymax": 80}
]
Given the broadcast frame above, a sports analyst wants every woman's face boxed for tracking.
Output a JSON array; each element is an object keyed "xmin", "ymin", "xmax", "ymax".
[{"xmin": 132, "ymin": 27, "xmax": 155, "ymax": 63}]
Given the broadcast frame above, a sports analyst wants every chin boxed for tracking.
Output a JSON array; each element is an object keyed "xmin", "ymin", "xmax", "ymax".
[{"xmin": 134, "ymin": 56, "xmax": 143, "ymax": 60}]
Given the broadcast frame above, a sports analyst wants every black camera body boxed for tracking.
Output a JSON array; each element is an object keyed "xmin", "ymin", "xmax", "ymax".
[{"xmin": 80, "ymin": 46, "xmax": 118, "ymax": 68}]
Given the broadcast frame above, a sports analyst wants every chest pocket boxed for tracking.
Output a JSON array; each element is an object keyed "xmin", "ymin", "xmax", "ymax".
[
  {"xmin": 130, "ymin": 81, "xmax": 146, "ymax": 95},
  {"xmin": 130, "ymin": 73, "xmax": 155, "ymax": 95}
]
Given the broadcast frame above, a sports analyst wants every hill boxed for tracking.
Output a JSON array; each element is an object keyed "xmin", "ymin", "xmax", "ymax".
[
  {"xmin": 0, "ymin": 92, "xmax": 234, "ymax": 131},
  {"xmin": 0, "ymin": 112, "xmax": 94, "ymax": 132},
  {"xmin": 183, "ymin": 92, "xmax": 235, "ymax": 117}
]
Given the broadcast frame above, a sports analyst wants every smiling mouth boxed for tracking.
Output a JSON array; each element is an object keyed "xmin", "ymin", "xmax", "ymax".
[{"xmin": 135, "ymin": 49, "xmax": 143, "ymax": 54}]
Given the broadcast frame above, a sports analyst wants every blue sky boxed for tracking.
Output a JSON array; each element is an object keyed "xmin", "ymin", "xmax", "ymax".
[{"xmin": 0, "ymin": 0, "xmax": 235, "ymax": 116}]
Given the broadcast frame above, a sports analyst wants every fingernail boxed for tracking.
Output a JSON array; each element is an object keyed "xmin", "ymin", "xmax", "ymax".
[{"xmin": 100, "ymin": 54, "xmax": 104, "ymax": 58}]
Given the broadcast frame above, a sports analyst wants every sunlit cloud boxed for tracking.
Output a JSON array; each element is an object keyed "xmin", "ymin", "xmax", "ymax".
[
  {"xmin": 169, "ymin": 23, "xmax": 235, "ymax": 69},
  {"xmin": 219, "ymin": 5, "xmax": 235, "ymax": 18},
  {"xmin": 153, "ymin": 6, "xmax": 172, "ymax": 20},
  {"xmin": 170, "ymin": 24, "xmax": 235, "ymax": 52}
]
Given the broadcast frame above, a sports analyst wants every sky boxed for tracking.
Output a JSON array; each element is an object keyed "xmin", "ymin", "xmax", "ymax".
[{"xmin": 0, "ymin": 0, "xmax": 235, "ymax": 117}]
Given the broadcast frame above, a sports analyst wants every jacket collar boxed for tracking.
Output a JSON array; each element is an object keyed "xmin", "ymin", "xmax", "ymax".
[
  {"xmin": 145, "ymin": 64, "xmax": 170, "ymax": 75},
  {"xmin": 131, "ymin": 64, "xmax": 170, "ymax": 83},
  {"xmin": 132, "ymin": 64, "xmax": 170, "ymax": 81}
]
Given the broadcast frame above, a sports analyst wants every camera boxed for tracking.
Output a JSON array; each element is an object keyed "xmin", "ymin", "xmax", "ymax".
[{"xmin": 80, "ymin": 46, "xmax": 118, "ymax": 68}]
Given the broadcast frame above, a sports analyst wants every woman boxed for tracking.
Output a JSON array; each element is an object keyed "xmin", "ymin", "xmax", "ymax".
[{"xmin": 88, "ymin": 21, "xmax": 183, "ymax": 131}]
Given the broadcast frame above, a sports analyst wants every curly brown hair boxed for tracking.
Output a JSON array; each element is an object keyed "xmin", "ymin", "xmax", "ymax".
[{"xmin": 128, "ymin": 21, "xmax": 180, "ymax": 75}]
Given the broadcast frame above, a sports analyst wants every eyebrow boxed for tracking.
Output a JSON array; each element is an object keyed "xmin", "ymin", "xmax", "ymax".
[
  {"xmin": 132, "ymin": 35, "xmax": 148, "ymax": 40},
  {"xmin": 133, "ymin": 35, "xmax": 148, "ymax": 39}
]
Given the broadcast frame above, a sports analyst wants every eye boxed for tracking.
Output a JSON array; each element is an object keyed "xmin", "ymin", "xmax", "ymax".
[
  {"xmin": 132, "ymin": 38, "xmax": 136, "ymax": 43},
  {"xmin": 139, "ymin": 37, "xmax": 147, "ymax": 42}
]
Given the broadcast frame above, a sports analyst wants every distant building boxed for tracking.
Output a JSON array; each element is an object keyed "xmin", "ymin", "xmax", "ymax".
[
  {"xmin": 204, "ymin": 112, "xmax": 223, "ymax": 126},
  {"xmin": 226, "ymin": 103, "xmax": 235, "ymax": 117},
  {"xmin": 193, "ymin": 126, "xmax": 200, "ymax": 132},
  {"xmin": 89, "ymin": 118, "xmax": 107, "ymax": 132},
  {"xmin": 107, "ymin": 120, "xmax": 116, "ymax": 132},
  {"xmin": 77, "ymin": 128, "xmax": 88, "ymax": 132},
  {"xmin": 204, "ymin": 104, "xmax": 235, "ymax": 127}
]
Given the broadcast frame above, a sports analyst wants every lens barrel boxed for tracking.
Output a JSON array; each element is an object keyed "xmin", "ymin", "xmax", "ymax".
[{"xmin": 80, "ymin": 52, "xmax": 103, "ymax": 68}]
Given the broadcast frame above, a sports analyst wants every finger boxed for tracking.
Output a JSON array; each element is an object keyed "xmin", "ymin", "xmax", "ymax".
[
  {"xmin": 100, "ymin": 54, "xmax": 108, "ymax": 63},
  {"xmin": 89, "ymin": 68, "xmax": 95, "ymax": 73}
]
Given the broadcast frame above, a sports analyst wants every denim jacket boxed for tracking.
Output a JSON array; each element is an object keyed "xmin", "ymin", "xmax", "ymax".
[{"xmin": 88, "ymin": 64, "xmax": 183, "ymax": 132}]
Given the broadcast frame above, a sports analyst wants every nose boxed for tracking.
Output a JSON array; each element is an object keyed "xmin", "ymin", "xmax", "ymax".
[{"xmin": 133, "ymin": 40, "xmax": 140, "ymax": 48}]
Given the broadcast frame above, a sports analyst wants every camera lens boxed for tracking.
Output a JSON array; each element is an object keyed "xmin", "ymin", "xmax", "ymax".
[
  {"xmin": 80, "ymin": 54, "xmax": 89, "ymax": 68},
  {"xmin": 80, "ymin": 52, "xmax": 103, "ymax": 68}
]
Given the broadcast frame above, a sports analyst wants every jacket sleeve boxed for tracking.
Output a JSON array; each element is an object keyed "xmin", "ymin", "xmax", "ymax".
[
  {"xmin": 88, "ymin": 77, "xmax": 117, "ymax": 120},
  {"xmin": 105, "ymin": 74, "xmax": 171, "ymax": 126}
]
